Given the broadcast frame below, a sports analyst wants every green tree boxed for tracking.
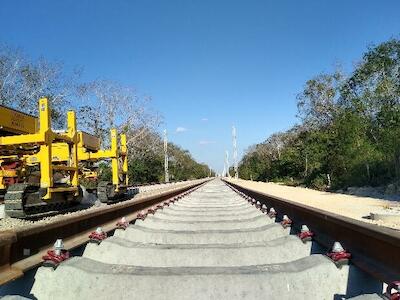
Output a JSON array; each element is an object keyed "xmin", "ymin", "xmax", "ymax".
[{"xmin": 239, "ymin": 38, "xmax": 400, "ymax": 191}]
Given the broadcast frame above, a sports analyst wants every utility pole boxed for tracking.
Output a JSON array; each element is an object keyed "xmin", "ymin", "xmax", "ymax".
[
  {"xmin": 164, "ymin": 129, "xmax": 169, "ymax": 183},
  {"xmin": 232, "ymin": 125, "xmax": 238, "ymax": 179},
  {"xmin": 225, "ymin": 150, "xmax": 230, "ymax": 178}
]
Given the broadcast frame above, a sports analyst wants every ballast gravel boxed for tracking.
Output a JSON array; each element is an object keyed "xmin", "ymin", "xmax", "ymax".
[{"xmin": 0, "ymin": 180, "xmax": 204, "ymax": 231}]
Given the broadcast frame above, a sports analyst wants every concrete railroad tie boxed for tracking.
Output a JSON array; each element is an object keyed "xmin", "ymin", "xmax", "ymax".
[{"xmin": 30, "ymin": 179, "xmax": 382, "ymax": 300}]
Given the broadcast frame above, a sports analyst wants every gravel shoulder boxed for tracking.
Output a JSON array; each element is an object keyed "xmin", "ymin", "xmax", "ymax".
[
  {"xmin": 226, "ymin": 179, "xmax": 400, "ymax": 230},
  {"xmin": 0, "ymin": 180, "xmax": 205, "ymax": 232}
]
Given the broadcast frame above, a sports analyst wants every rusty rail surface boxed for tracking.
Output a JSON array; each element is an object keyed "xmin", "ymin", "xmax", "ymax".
[
  {"xmin": 0, "ymin": 180, "xmax": 208, "ymax": 285},
  {"xmin": 224, "ymin": 180, "xmax": 400, "ymax": 284}
]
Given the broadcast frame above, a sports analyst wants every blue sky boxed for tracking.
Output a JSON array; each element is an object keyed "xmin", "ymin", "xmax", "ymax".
[{"xmin": 1, "ymin": 1, "xmax": 400, "ymax": 172}]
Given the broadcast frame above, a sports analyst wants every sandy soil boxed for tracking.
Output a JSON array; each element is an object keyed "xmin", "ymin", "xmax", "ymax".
[{"xmin": 227, "ymin": 179, "xmax": 400, "ymax": 230}]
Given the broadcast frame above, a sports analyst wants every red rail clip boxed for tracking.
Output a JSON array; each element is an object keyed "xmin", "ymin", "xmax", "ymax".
[
  {"xmin": 268, "ymin": 208, "xmax": 277, "ymax": 218},
  {"xmin": 280, "ymin": 215, "xmax": 292, "ymax": 228},
  {"xmin": 327, "ymin": 242, "xmax": 351, "ymax": 267},
  {"xmin": 386, "ymin": 281, "xmax": 400, "ymax": 300},
  {"xmin": 89, "ymin": 227, "xmax": 107, "ymax": 244},
  {"xmin": 261, "ymin": 204, "xmax": 268, "ymax": 213},
  {"xmin": 42, "ymin": 249, "xmax": 70, "ymax": 268},
  {"xmin": 42, "ymin": 239, "xmax": 69, "ymax": 268},
  {"xmin": 137, "ymin": 210, "xmax": 147, "ymax": 220},
  {"xmin": 298, "ymin": 225, "xmax": 314, "ymax": 242},
  {"xmin": 147, "ymin": 207, "xmax": 156, "ymax": 215},
  {"xmin": 116, "ymin": 217, "xmax": 129, "ymax": 230}
]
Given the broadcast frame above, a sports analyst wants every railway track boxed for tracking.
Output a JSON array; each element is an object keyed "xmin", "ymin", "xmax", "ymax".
[
  {"xmin": 1, "ymin": 179, "xmax": 399, "ymax": 299},
  {"xmin": 0, "ymin": 179, "xmax": 207, "ymax": 285},
  {"xmin": 0, "ymin": 180, "xmax": 181, "ymax": 220}
]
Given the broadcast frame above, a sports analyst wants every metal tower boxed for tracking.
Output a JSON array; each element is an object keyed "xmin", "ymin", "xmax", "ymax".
[
  {"xmin": 225, "ymin": 150, "xmax": 230, "ymax": 178},
  {"xmin": 164, "ymin": 129, "xmax": 169, "ymax": 183},
  {"xmin": 232, "ymin": 125, "xmax": 238, "ymax": 179}
]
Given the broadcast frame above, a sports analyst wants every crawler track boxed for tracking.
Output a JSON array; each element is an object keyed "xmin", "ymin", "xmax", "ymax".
[{"xmin": 1, "ymin": 179, "xmax": 398, "ymax": 299}]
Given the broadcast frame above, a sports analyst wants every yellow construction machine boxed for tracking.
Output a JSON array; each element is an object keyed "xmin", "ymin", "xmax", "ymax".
[
  {"xmin": 76, "ymin": 129, "xmax": 129, "ymax": 202},
  {"xmin": 22, "ymin": 129, "xmax": 129, "ymax": 202},
  {"xmin": 0, "ymin": 98, "xmax": 80, "ymax": 218},
  {"xmin": 0, "ymin": 98, "xmax": 130, "ymax": 218}
]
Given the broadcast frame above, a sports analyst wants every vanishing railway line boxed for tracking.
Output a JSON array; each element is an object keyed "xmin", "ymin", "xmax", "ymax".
[{"xmin": 1, "ymin": 179, "xmax": 399, "ymax": 299}]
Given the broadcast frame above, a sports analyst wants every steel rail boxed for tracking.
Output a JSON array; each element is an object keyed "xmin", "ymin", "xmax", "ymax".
[
  {"xmin": 224, "ymin": 180, "xmax": 400, "ymax": 284},
  {"xmin": 0, "ymin": 179, "xmax": 208, "ymax": 285}
]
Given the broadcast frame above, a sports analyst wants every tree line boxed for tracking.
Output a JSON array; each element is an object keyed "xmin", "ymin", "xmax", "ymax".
[
  {"xmin": 239, "ymin": 38, "xmax": 400, "ymax": 191},
  {"xmin": 0, "ymin": 43, "xmax": 210, "ymax": 183}
]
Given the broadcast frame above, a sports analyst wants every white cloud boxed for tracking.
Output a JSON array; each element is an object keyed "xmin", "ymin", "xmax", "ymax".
[
  {"xmin": 201, "ymin": 118, "xmax": 208, "ymax": 122},
  {"xmin": 199, "ymin": 140, "xmax": 216, "ymax": 145},
  {"xmin": 176, "ymin": 127, "xmax": 188, "ymax": 133}
]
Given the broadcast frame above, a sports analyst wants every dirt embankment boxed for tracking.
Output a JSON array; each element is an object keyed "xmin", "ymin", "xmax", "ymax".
[{"xmin": 227, "ymin": 179, "xmax": 400, "ymax": 230}]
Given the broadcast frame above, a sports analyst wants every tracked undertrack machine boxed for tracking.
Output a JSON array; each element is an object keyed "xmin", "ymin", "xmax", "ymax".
[
  {"xmin": 0, "ymin": 98, "xmax": 130, "ymax": 218},
  {"xmin": 76, "ymin": 129, "xmax": 129, "ymax": 203}
]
